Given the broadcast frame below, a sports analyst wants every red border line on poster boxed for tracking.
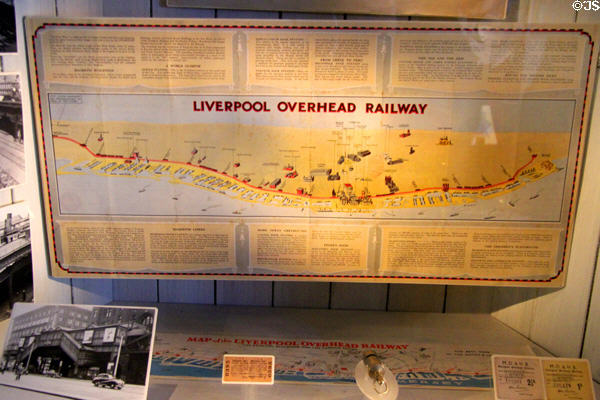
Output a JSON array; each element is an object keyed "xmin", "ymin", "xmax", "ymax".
[{"xmin": 31, "ymin": 23, "xmax": 594, "ymax": 282}]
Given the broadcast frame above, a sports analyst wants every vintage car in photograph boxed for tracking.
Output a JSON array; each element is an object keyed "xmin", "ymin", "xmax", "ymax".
[{"xmin": 91, "ymin": 373, "xmax": 124, "ymax": 389}]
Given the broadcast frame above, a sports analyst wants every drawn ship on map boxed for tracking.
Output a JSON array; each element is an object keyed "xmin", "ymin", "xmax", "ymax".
[{"xmin": 438, "ymin": 136, "xmax": 452, "ymax": 145}]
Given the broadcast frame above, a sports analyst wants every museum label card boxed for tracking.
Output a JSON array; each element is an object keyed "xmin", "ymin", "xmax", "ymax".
[
  {"xmin": 222, "ymin": 354, "xmax": 274, "ymax": 385},
  {"xmin": 492, "ymin": 355, "xmax": 595, "ymax": 400}
]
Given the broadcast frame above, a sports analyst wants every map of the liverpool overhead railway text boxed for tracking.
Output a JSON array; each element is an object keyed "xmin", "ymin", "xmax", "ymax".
[{"xmin": 49, "ymin": 94, "xmax": 574, "ymax": 221}]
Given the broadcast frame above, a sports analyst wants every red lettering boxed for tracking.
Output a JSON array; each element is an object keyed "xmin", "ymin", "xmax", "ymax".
[{"xmin": 397, "ymin": 104, "xmax": 410, "ymax": 113}]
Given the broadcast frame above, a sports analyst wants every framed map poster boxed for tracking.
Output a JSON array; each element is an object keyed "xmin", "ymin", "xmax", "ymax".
[{"xmin": 25, "ymin": 18, "xmax": 598, "ymax": 286}]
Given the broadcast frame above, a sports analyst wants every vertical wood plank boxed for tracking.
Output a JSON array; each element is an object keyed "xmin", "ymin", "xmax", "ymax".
[
  {"xmin": 56, "ymin": 0, "xmax": 103, "ymax": 16},
  {"xmin": 102, "ymin": 0, "xmax": 151, "ymax": 17},
  {"xmin": 151, "ymin": 0, "xmax": 214, "ymax": 18},
  {"xmin": 72, "ymin": 279, "xmax": 113, "ymax": 305},
  {"xmin": 582, "ymin": 250, "xmax": 600, "ymax": 382},
  {"xmin": 113, "ymin": 280, "xmax": 158, "ymax": 302},
  {"xmin": 387, "ymin": 284, "xmax": 445, "ymax": 312},
  {"xmin": 216, "ymin": 281, "xmax": 272, "ymax": 306},
  {"xmin": 216, "ymin": 9, "xmax": 279, "ymax": 19},
  {"xmin": 330, "ymin": 283, "xmax": 387, "ymax": 310},
  {"xmin": 273, "ymin": 282, "xmax": 329, "ymax": 308},
  {"xmin": 445, "ymin": 286, "xmax": 495, "ymax": 313},
  {"xmin": 158, "ymin": 280, "xmax": 214, "ymax": 304}
]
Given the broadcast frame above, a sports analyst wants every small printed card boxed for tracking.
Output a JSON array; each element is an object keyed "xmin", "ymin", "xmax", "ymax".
[
  {"xmin": 492, "ymin": 355, "xmax": 595, "ymax": 400},
  {"xmin": 222, "ymin": 354, "xmax": 275, "ymax": 385}
]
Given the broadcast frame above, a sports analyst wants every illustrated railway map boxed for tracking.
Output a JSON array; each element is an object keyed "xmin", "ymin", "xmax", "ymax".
[
  {"xmin": 151, "ymin": 334, "xmax": 533, "ymax": 389},
  {"xmin": 26, "ymin": 17, "xmax": 598, "ymax": 284},
  {"xmin": 51, "ymin": 95, "xmax": 572, "ymax": 221}
]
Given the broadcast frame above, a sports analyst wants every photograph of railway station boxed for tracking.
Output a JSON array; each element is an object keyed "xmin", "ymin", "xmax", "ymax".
[
  {"xmin": 0, "ymin": 203, "xmax": 31, "ymax": 321},
  {"xmin": 0, "ymin": 303, "xmax": 156, "ymax": 399},
  {"xmin": 0, "ymin": 73, "xmax": 23, "ymax": 189}
]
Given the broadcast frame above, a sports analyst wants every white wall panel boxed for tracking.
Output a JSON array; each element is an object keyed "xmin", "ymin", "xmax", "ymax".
[
  {"xmin": 446, "ymin": 286, "xmax": 495, "ymax": 313},
  {"xmin": 490, "ymin": 287, "xmax": 538, "ymax": 338},
  {"xmin": 519, "ymin": 60, "xmax": 600, "ymax": 357},
  {"xmin": 101, "ymin": 0, "xmax": 151, "ymax": 17},
  {"xmin": 71, "ymin": 278, "xmax": 112, "ymax": 304},
  {"xmin": 273, "ymin": 282, "xmax": 330, "ymax": 308},
  {"xmin": 13, "ymin": 6, "xmax": 600, "ymax": 380},
  {"xmin": 525, "ymin": 0, "xmax": 576, "ymax": 22},
  {"xmin": 56, "ymin": 0, "xmax": 103, "ymax": 16},
  {"xmin": 151, "ymin": 0, "xmax": 214, "ymax": 18},
  {"xmin": 388, "ymin": 284, "xmax": 445, "ymax": 312},
  {"xmin": 159, "ymin": 280, "xmax": 214, "ymax": 304},
  {"xmin": 216, "ymin": 9, "xmax": 278, "ymax": 19},
  {"xmin": 582, "ymin": 250, "xmax": 600, "ymax": 381},
  {"xmin": 281, "ymin": 13, "xmax": 343, "ymax": 20},
  {"xmin": 331, "ymin": 283, "xmax": 387, "ymax": 310},
  {"xmin": 216, "ymin": 281, "xmax": 272, "ymax": 306},
  {"xmin": 7, "ymin": 0, "xmax": 73, "ymax": 304},
  {"xmin": 113, "ymin": 279, "xmax": 158, "ymax": 302}
]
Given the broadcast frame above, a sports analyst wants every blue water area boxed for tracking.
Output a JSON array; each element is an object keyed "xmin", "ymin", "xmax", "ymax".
[{"xmin": 151, "ymin": 359, "xmax": 492, "ymax": 388}]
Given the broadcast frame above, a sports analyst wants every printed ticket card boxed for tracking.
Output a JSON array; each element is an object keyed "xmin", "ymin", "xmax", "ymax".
[
  {"xmin": 492, "ymin": 355, "xmax": 596, "ymax": 400},
  {"xmin": 493, "ymin": 355, "xmax": 545, "ymax": 400},
  {"xmin": 222, "ymin": 354, "xmax": 275, "ymax": 385},
  {"xmin": 542, "ymin": 358, "xmax": 595, "ymax": 400}
]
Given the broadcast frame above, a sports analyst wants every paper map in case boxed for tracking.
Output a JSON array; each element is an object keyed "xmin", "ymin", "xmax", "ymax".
[
  {"xmin": 51, "ymin": 95, "xmax": 571, "ymax": 222},
  {"xmin": 27, "ymin": 18, "xmax": 598, "ymax": 284},
  {"xmin": 151, "ymin": 334, "xmax": 534, "ymax": 389}
]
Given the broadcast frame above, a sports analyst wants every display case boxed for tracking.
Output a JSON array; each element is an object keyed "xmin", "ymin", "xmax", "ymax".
[{"xmin": 0, "ymin": 0, "xmax": 599, "ymax": 398}]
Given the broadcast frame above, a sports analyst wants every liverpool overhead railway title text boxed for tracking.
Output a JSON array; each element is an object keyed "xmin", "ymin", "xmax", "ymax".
[{"xmin": 192, "ymin": 100, "xmax": 428, "ymax": 114}]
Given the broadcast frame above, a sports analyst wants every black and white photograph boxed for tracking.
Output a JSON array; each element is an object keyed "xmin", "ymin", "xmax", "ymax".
[
  {"xmin": 0, "ymin": 73, "xmax": 23, "ymax": 190},
  {"xmin": 0, "ymin": 202, "xmax": 31, "ymax": 321},
  {"xmin": 0, "ymin": 303, "xmax": 157, "ymax": 400},
  {"xmin": 0, "ymin": 0, "xmax": 15, "ymax": 53}
]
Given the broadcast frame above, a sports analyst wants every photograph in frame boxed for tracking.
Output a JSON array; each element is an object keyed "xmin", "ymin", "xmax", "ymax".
[
  {"xmin": 0, "ymin": 202, "xmax": 31, "ymax": 321},
  {"xmin": 0, "ymin": 0, "xmax": 16, "ymax": 54},
  {"xmin": 0, "ymin": 303, "xmax": 158, "ymax": 400},
  {"xmin": 0, "ymin": 73, "xmax": 23, "ymax": 190}
]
